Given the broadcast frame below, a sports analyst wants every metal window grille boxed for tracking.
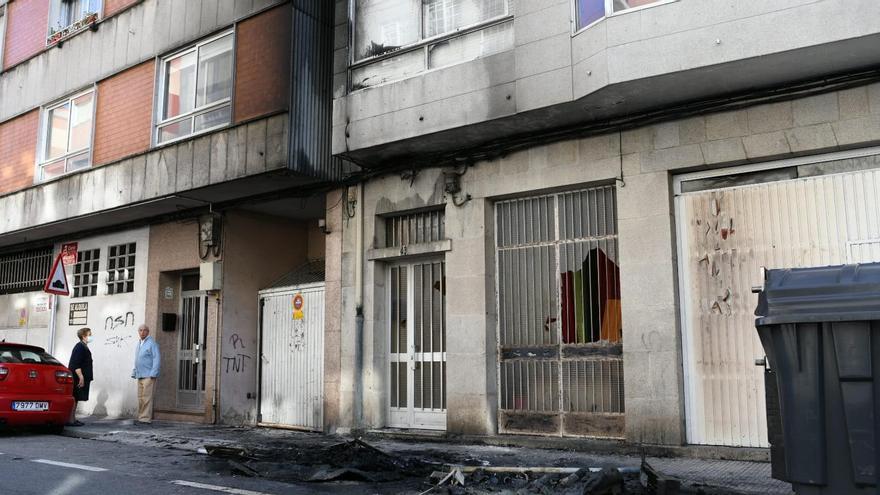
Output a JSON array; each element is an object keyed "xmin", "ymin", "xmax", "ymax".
[
  {"xmin": 73, "ymin": 249, "xmax": 100, "ymax": 298},
  {"xmin": 107, "ymin": 243, "xmax": 136, "ymax": 295},
  {"xmin": 0, "ymin": 247, "xmax": 53, "ymax": 294},
  {"xmin": 495, "ymin": 185, "xmax": 624, "ymax": 437},
  {"xmin": 385, "ymin": 209, "xmax": 445, "ymax": 247}
]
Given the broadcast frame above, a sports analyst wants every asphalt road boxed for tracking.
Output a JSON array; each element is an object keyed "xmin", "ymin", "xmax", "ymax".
[{"xmin": 0, "ymin": 430, "xmax": 362, "ymax": 495}]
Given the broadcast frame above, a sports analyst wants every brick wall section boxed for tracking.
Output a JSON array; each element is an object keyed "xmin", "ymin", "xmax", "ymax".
[
  {"xmin": 103, "ymin": 0, "xmax": 140, "ymax": 18},
  {"xmin": 0, "ymin": 110, "xmax": 38, "ymax": 194},
  {"xmin": 3, "ymin": 0, "xmax": 50, "ymax": 70},
  {"xmin": 93, "ymin": 60, "xmax": 155, "ymax": 166},
  {"xmin": 234, "ymin": 4, "xmax": 291, "ymax": 123}
]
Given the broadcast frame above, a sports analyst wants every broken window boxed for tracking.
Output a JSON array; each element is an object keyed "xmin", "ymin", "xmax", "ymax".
[
  {"xmin": 576, "ymin": 0, "xmax": 671, "ymax": 31},
  {"xmin": 352, "ymin": 0, "xmax": 512, "ymax": 88},
  {"xmin": 495, "ymin": 186, "xmax": 624, "ymax": 437}
]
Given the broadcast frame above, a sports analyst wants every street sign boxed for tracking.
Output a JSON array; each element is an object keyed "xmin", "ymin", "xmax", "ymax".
[
  {"xmin": 61, "ymin": 242, "xmax": 78, "ymax": 265},
  {"xmin": 43, "ymin": 253, "xmax": 69, "ymax": 296}
]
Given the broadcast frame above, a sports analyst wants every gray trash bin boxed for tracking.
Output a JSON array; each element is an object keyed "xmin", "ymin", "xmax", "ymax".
[{"xmin": 755, "ymin": 263, "xmax": 880, "ymax": 495}]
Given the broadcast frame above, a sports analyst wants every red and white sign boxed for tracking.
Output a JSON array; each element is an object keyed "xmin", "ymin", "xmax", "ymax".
[
  {"xmin": 61, "ymin": 242, "xmax": 78, "ymax": 266},
  {"xmin": 43, "ymin": 253, "xmax": 69, "ymax": 296},
  {"xmin": 292, "ymin": 293, "xmax": 304, "ymax": 320}
]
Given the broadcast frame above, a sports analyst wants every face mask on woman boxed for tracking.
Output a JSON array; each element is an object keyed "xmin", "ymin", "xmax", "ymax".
[{"xmin": 85, "ymin": 336, "xmax": 93, "ymax": 344}]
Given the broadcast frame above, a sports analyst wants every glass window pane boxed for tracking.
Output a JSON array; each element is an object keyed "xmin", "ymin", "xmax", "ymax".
[
  {"xmin": 428, "ymin": 21, "xmax": 512, "ymax": 69},
  {"xmin": 196, "ymin": 35, "xmax": 233, "ymax": 108},
  {"xmin": 193, "ymin": 105, "xmax": 231, "ymax": 132},
  {"xmin": 157, "ymin": 119, "xmax": 193, "ymax": 143},
  {"xmin": 41, "ymin": 159, "xmax": 66, "ymax": 180},
  {"xmin": 70, "ymin": 92, "xmax": 93, "ymax": 152},
  {"xmin": 576, "ymin": 0, "xmax": 605, "ymax": 30},
  {"xmin": 163, "ymin": 51, "xmax": 197, "ymax": 120},
  {"xmin": 424, "ymin": 0, "xmax": 508, "ymax": 38},
  {"xmin": 66, "ymin": 151, "xmax": 90, "ymax": 172},
  {"xmin": 46, "ymin": 103, "xmax": 70, "ymax": 160},
  {"xmin": 612, "ymin": 0, "xmax": 663, "ymax": 13},
  {"xmin": 355, "ymin": 0, "xmax": 420, "ymax": 60}
]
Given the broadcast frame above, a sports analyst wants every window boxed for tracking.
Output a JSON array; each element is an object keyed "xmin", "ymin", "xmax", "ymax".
[
  {"xmin": 48, "ymin": 0, "xmax": 101, "ymax": 43},
  {"xmin": 73, "ymin": 248, "xmax": 100, "ymax": 298},
  {"xmin": 156, "ymin": 31, "xmax": 234, "ymax": 145},
  {"xmin": 39, "ymin": 89, "xmax": 94, "ymax": 181},
  {"xmin": 385, "ymin": 209, "xmax": 446, "ymax": 247},
  {"xmin": 0, "ymin": 3, "xmax": 7, "ymax": 68},
  {"xmin": 107, "ymin": 243, "xmax": 136, "ymax": 294},
  {"xmin": 0, "ymin": 346, "xmax": 62, "ymax": 365},
  {"xmin": 575, "ymin": 0, "xmax": 669, "ymax": 31},
  {"xmin": 0, "ymin": 248, "xmax": 53, "ymax": 295},
  {"xmin": 352, "ymin": 0, "xmax": 512, "ymax": 89}
]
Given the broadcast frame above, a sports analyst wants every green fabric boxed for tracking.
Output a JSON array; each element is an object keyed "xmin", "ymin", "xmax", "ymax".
[{"xmin": 574, "ymin": 270, "xmax": 586, "ymax": 343}]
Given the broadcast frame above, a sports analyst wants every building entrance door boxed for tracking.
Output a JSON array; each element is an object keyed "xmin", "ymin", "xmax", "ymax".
[
  {"xmin": 387, "ymin": 260, "xmax": 447, "ymax": 430},
  {"xmin": 176, "ymin": 289, "xmax": 207, "ymax": 410}
]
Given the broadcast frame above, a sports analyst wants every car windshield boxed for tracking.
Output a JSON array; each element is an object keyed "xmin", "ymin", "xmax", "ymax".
[{"xmin": 0, "ymin": 346, "xmax": 62, "ymax": 366}]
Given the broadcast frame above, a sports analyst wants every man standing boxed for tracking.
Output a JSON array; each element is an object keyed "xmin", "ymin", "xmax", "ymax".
[{"xmin": 132, "ymin": 325, "xmax": 160, "ymax": 425}]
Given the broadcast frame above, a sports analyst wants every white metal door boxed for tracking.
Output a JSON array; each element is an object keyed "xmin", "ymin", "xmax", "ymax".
[
  {"xmin": 258, "ymin": 284, "xmax": 325, "ymax": 431},
  {"xmin": 676, "ymin": 167, "xmax": 880, "ymax": 447},
  {"xmin": 388, "ymin": 260, "xmax": 447, "ymax": 430},
  {"xmin": 177, "ymin": 291, "xmax": 207, "ymax": 410}
]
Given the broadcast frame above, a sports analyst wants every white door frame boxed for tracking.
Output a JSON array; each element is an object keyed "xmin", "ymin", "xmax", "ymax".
[
  {"xmin": 674, "ymin": 145, "xmax": 880, "ymax": 445},
  {"xmin": 386, "ymin": 259, "xmax": 447, "ymax": 430}
]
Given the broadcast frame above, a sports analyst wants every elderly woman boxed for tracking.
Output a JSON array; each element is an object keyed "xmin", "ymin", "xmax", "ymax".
[{"xmin": 67, "ymin": 327, "xmax": 94, "ymax": 427}]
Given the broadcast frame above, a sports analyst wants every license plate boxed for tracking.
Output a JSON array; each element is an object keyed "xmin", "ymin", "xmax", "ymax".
[{"xmin": 12, "ymin": 401, "xmax": 49, "ymax": 411}]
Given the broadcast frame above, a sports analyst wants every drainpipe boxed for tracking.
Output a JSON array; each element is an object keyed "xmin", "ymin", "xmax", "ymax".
[{"xmin": 353, "ymin": 184, "xmax": 365, "ymax": 431}]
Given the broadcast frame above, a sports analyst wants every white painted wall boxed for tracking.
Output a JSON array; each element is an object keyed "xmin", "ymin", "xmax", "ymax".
[
  {"xmin": 51, "ymin": 227, "xmax": 150, "ymax": 419},
  {"xmin": 0, "ymin": 291, "xmax": 51, "ymax": 348}
]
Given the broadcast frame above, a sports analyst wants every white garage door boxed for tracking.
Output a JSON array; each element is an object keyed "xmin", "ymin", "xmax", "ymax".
[
  {"xmin": 258, "ymin": 283, "xmax": 325, "ymax": 431},
  {"xmin": 676, "ymin": 155, "xmax": 880, "ymax": 447}
]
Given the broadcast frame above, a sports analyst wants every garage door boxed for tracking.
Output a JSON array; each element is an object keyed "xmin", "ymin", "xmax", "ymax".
[
  {"xmin": 676, "ymin": 160, "xmax": 880, "ymax": 447},
  {"xmin": 258, "ymin": 283, "xmax": 325, "ymax": 431}
]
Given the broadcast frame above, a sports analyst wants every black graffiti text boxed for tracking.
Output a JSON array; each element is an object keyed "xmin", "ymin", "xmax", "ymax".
[
  {"xmin": 105, "ymin": 312, "xmax": 135, "ymax": 331},
  {"xmin": 222, "ymin": 353, "xmax": 252, "ymax": 374}
]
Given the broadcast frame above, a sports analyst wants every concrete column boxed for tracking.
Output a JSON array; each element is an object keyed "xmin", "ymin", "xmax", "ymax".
[
  {"xmin": 617, "ymin": 168, "xmax": 686, "ymax": 445},
  {"xmin": 443, "ymin": 198, "xmax": 497, "ymax": 435}
]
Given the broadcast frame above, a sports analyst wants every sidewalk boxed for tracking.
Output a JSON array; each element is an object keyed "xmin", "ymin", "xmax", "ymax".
[{"xmin": 62, "ymin": 417, "xmax": 790, "ymax": 494}]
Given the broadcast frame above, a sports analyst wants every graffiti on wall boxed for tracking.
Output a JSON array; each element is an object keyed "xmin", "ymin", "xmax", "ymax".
[
  {"xmin": 222, "ymin": 353, "xmax": 252, "ymax": 373},
  {"xmin": 104, "ymin": 312, "xmax": 135, "ymax": 331}
]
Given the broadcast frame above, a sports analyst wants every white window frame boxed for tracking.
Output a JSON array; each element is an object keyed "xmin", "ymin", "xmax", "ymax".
[
  {"xmin": 47, "ymin": 0, "xmax": 103, "ymax": 44},
  {"xmin": 36, "ymin": 87, "xmax": 96, "ymax": 183},
  {"xmin": 572, "ymin": 0, "xmax": 677, "ymax": 35},
  {"xmin": 154, "ymin": 30, "xmax": 235, "ymax": 147},
  {"xmin": 349, "ymin": 0, "xmax": 514, "ymax": 77}
]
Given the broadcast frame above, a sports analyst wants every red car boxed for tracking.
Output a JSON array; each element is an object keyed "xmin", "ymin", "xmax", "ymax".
[{"xmin": 0, "ymin": 343, "xmax": 75, "ymax": 433}]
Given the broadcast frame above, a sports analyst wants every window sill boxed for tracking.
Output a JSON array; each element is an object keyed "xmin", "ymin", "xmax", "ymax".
[
  {"xmin": 367, "ymin": 239, "xmax": 452, "ymax": 261},
  {"xmin": 46, "ymin": 12, "xmax": 99, "ymax": 47},
  {"xmin": 34, "ymin": 163, "xmax": 92, "ymax": 186}
]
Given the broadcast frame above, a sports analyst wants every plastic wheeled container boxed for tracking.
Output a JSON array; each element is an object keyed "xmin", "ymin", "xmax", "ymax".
[{"xmin": 755, "ymin": 263, "xmax": 880, "ymax": 494}]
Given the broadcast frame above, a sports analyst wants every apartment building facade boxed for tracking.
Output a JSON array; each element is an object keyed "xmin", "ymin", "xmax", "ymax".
[
  {"xmin": 0, "ymin": 0, "xmax": 337, "ymax": 425},
  {"xmin": 327, "ymin": 0, "xmax": 880, "ymax": 448}
]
